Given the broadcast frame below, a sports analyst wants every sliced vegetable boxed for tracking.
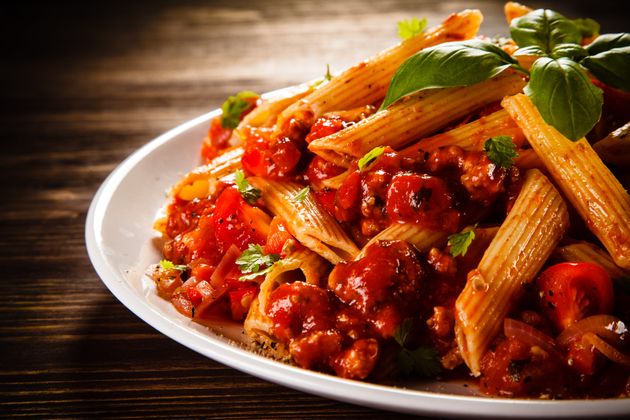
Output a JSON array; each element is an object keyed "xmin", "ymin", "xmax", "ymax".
[{"xmin": 536, "ymin": 262, "xmax": 614, "ymax": 331}]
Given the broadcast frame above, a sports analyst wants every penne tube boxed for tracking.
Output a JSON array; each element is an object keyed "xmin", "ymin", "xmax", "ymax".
[
  {"xmin": 455, "ymin": 169, "xmax": 569, "ymax": 375},
  {"xmin": 504, "ymin": 2, "xmax": 532, "ymax": 24},
  {"xmin": 239, "ymin": 83, "xmax": 314, "ymax": 129},
  {"xmin": 170, "ymin": 146, "xmax": 244, "ymax": 201},
  {"xmin": 555, "ymin": 242, "xmax": 630, "ymax": 279},
  {"xmin": 249, "ymin": 177, "xmax": 359, "ymax": 263},
  {"xmin": 244, "ymin": 247, "xmax": 329, "ymax": 360},
  {"xmin": 309, "ymin": 71, "xmax": 526, "ymax": 167},
  {"xmin": 502, "ymin": 94, "xmax": 630, "ymax": 269},
  {"xmin": 275, "ymin": 9, "xmax": 483, "ymax": 135},
  {"xmin": 514, "ymin": 148, "xmax": 545, "ymax": 171},
  {"xmin": 400, "ymin": 109, "xmax": 526, "ymax": 156},
  {"xmin": 592, "ymin": 121, "xmax": 630, "ymax": 167},
  {"xmin": 357, "ymin": 223, "xmax": 447, "ymax": 258}
]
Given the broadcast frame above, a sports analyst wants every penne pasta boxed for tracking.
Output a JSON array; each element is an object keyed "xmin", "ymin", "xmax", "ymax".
[
  {"xmin": 309, "ymin": 71, "xmax": 526, "ymax": 167},
  {"xmin": 400, "ymin": 109, "xmax": 525, "ymax": 155},
  {"xmin": 504, "ymin": 2, "xmax": 532, "ymax": 24},
  {"xmin": 455, "ymin": 169, "xmax": 569, "ymax": 375},
  {"xmin": 170, "ymin": 146, "xmax": 244, "ymax": 201},
  {"xmin": 275, "ymin": 9, "xmax": 484, "ymax": 135},
  {"xmin": 244, "ymin": 247, "xmax": 329, "ymax": 360},
  {"xmin": 239, "ymin": 83, "xmax": 314, "ymax": 129},
  {"xmin": 555, "ymin": 242, "xmax": 630, "ymax": 280},
  {"xmin": 514, "ymin": 148, "xmax": 545, "ymax": 171},
  {"xmin": 592, "ymin": 121, "xmax": 630, "ymax": 167},
  {"xmin": 249, "ymin": 177, "xmax": 359, "ymax": 263},
  {"xmin": 357, "ymin": 223, "xmax": 447, "ymax": 258},
  {"xmin": 502, "ymin": 94, "xmax": 630, "ymax": 269}
]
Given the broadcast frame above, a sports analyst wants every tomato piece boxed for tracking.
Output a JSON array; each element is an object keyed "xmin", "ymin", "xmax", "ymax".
[
  {"xmin": 270, "ymin": 136, "xmax": 303, "ymax": 174},
  {"xmin": 537, "ymin": 262, "xmax": 614, "ymax": 332},
  {"xmin": 211, "ymin": 186, "xmax": 270, "ymax": 253},
  {"xmin": 264, "ymin": 217, "xmax": 295, "ymax": 256},
  {"xmin": 202, "ymin": 117, "xmax": 233, "ymax": 162},
  {"xmin": 334, "ymin": 171, "xmax": 361, "ymax": 222},
  {"xmin": 229, "ymin": 285, "xmax": 258, "ymax": 321},
  {"xmin": 385, "ymin": 173, "xmax": 459, "ymax": 231},
  {"xmin": 305, "ymin": 116, "xmax": 345, "ymax": 143},
  {"xmin": 241, "ymin": 127, "xmax": 276, "ymax": 177},
  {"xmin": 314, "ymin": 189, "xmax": 336, "ymax": 216}
]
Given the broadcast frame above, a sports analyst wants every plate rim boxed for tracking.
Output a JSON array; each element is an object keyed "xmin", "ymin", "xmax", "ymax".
[{"xmin": 85, "ymin": 88, "xmax": 630, "ymax": 418}]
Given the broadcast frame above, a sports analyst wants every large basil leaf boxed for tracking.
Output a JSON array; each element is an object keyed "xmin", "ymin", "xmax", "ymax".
[
  {"xmin": 510, "ymin": 9, "xmax": 581, "ymax": 54},
  {"xmin": 585, "ymin": 33, "xmax": 630, "ymax": 55},
  {"xmin": 380, "ymin": 40, "xmax": 518, "ymax": 109},
  {"xmin": 524, "ymin": 57, "xmax": 603, "ymax": 141},
  {"xmin": 582, "ymin": 46, "xmax": 630, "ymax": 91}
]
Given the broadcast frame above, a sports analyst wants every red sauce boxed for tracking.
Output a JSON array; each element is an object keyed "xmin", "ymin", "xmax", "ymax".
[
  {"xmin": 264, "ymin": 240, "xmax": 424, "ymax": 379},
  {"xmin": 479, "ymin": 336, "xmax": 567, "ymax": 397},
  {"xmin": 306, "ymin": 156, "xmax": 346, "ymax": 189},
  {"xmin": 328, "ymin": 241, "xmax": 426, "ymax": 339}
]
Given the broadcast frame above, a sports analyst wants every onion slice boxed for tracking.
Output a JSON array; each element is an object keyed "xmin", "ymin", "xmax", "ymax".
[
  {"xmin": 582, "ymin": 333, "xmax": 630, "ymax": 367},
  {"xmin": 557, "ymin": 315, "xmax": 628, "ymax": 348},
  {"xmin": 504, "ymin": 318, "xmax": 562, "ymax": 360}
]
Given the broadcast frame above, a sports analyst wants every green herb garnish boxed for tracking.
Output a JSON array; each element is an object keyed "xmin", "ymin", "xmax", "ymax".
[
  {"xmin": 484, "ymin": 136, "xmax": 519, "ymax": 168},
  {"xmin": 381, "ymin": 9, "xmax": 630, "ymax": 141},
  {"xmin": 235, "ymin": 244, "xmax": 280, "ymax": 281},
  {"xmin": 291, "ymin": 186, "xmax": 310, "ymax": 203},
  {"xmin": 358, "ymin": 146, "xmax": 385, "ymax": 171},
  {"xmin": 160, "ymin": 259, "xmax": 187, "ymax": 272},
  {"xmin": 234, "ymin": 169, "xmax": 262, "ymax": 204},
  {"xmin": 221, "ymin": 91, "xmax": 259, "ymax": 129},
  {"xmin": 448, "ymin": 226, "xmax": 476, "ymax": 257},
  {"xmin": 397, "ymin": 18, "xmax": 427, "ymax": 40},
  {"xmin": 398, "ymin": 346, "xmax": 442, "ymax": 377}
]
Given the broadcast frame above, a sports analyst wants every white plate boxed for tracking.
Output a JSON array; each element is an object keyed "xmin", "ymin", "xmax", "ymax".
[{"xmin": 86, "ymin": 87, "xmax": 630, "ymax": 418}]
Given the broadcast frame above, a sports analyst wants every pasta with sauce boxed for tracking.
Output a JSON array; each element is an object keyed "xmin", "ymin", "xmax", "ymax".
[{"xmin": 150, "ymin": 2, "xmax": 630, "ymax": 398}]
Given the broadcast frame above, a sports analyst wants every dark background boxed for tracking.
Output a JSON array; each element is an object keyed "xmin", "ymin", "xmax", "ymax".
[{"xmin": 1, "ymin": 1, "xmax": 628, "ymax": 417}]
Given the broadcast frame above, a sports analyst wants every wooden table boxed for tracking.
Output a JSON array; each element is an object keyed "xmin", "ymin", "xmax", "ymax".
[{"xmin": 1, "ymin": 0, "xmax": 626, "ymax": 417}]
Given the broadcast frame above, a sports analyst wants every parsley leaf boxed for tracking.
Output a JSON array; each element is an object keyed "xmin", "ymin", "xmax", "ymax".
[
  {"xmin": 448, "ymin": 226, "xmax": 476, "ymax": 257},
  {"xmin": 393, "ymin": 318, "xmax": 414, "ymax": 347},
  {"xmin": 221, "ymin": 91, "xmax": 259, "ymax": 129},
  {"xmin": 236, "ymin": 244, "xmax": 280, "ymax": 281},
  {"xmin": 160, "ymin": 259, "xmax": 187, "ymax": 272},
  {"xmin": 397, "ymin": 17, "xmax": 427, "ymax": 40},
  {"xmin": 358, "ymin": 146, "xmax": 385, "ymax": 171},
  {"xmin": 291, "ymin": 186, "xmax": 310, "ymax": 203},
  {"xmin": 234, "ymin": 169, "xmax": 262, "ymax": 204},
  {"xmin": 483, "ymin": 136, "xmax": 519, "ymax": 168},
  {"xmin": 397, "ymin": 346, "xmax": 442, "ymax": 377}
]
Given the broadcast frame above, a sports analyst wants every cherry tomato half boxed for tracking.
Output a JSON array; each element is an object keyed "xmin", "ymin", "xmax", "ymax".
[{"xmin": 536, "ymin": 262, "xmax": 614, "ymax": 332}]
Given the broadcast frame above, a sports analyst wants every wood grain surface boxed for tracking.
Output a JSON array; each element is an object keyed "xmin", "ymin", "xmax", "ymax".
[{"xmin": 1, "ymin": 0, "xmax": 627, "ymax": 418}]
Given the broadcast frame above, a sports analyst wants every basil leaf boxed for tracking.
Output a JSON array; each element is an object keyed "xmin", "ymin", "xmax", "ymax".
[
  {"xmin": 524, "ymin": 57, "xmax": 603, "ymax": 141},
  {"xmin": 582, "ymin": 46, "xmax": 630, "ymax": 91},
  {"xmin": 551, "ymin": 43, "xmax": 587, "ymax": 61},
  {"xmin": 510, "ymin": 9, "xmax": 581, "ymax": 55},
  {"xmin": 573, "ymin": 18, "xmax": 600, "ymax": 38},
  {"xmin": 381, "ymin": 40, "xmax": 518, "ymax": 109},
  {"xmin": 585, "ymin": 33, "xmax": 630, "ymax": 55}
]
